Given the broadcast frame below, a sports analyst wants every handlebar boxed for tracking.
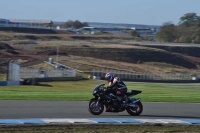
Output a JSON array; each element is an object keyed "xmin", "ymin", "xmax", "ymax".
[{"xmin": 103, "ymin": 87, "xmax": 107, "ymax": 90}]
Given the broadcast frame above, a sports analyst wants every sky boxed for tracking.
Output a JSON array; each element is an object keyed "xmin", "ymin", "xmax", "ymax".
[{"xmin": 1, "ymin": 0, "xmax": 200, "ymax": 25}]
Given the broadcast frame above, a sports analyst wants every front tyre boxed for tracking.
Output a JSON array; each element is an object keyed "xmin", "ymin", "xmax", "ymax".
[
  {"xmin": 126, "ymin": 101, "xmax": 143, "ymax": 116},
  {"xmin": 88, "ymin": 98, "xmax": 104, "ymax": 115}
]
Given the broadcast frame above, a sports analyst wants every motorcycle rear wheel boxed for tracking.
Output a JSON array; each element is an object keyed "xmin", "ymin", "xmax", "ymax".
[
  {"xmin": 88, "ymin": 98, "xmax": 104, "ymax": 115},
  {"xmin": 126, "ymin": 101, "xmax": 143, "ymax": 116}
]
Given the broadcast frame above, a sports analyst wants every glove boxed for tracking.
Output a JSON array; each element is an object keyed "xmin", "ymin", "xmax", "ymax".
[{"xmin": 105, "ymin": 87, "xmax": 111, "ymax": 93}]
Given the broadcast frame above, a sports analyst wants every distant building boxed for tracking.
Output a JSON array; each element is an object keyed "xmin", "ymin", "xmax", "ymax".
[
  {"xmin": 0, "ymin": 18, "xmax": 160, "ymax": 36},
  {"xmin": 87, "ymin": 22, "xmax": 160, "ymax": 36},
  {"xmin": 76, "ymin": 26, "xmax": 156, "ymax": 36},
  {"xmin": 76, "ymin": 31, "xmax": 82, "ymax": 34},
  {"xmin": 56, "ymin": 26, "xmax": 60, "ymax": 30},
  {"xmin": 9, "ymin": 19, "xmax": 52, "ymax": 27},
  {"xmin": 76, "ymin": 27, "xmax": 95, "ymax": 34},
  {"xmin": 131, "ymin": 27, "xmax": 155, "ymax": 36},
  {"xmin": 9, "ymin": 19, "xmax": 51, "ymax": 24},
  {"xmin": 0, "ymin": 18, "xmax": 9, "ymax": 24},
  {"xmin": 0, "ymin": 18, "xmax": 52, "ymax": 28}
]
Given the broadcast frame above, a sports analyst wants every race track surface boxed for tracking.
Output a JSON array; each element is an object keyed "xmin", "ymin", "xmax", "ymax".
[{"xmin": 0, "ymin": 101, "xmax": 199, "ymax": 119}]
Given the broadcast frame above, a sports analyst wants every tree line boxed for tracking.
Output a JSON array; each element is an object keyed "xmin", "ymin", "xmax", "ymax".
[
  {"xmin": 61, "ymin": 20, "xmax": 88, "ymax": 29},
  {"xmin": 156, "ymin": 13, "xmax": 200, "ymax": 43}
]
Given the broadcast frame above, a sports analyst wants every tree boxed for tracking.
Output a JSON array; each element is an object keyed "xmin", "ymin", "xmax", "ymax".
[
  {"xmin": 73, "ymin": 20, "xmax": 83, "ymax": 29},
  {"xmin": 156, "ymin": 22, "xmax": 177, "ymax": 42},
  {"xmin": 62, "ymin": 20, "xmax": 74, "ymax": 28},
  {"xmin": 179, "ymin": 13, "xmax": 198, "ymax": 27},
  {"xmin": 156, "ymin": 13, "xmax": 200, "ymax": 44},
  {"xmin": 129, "ymin": 30, "xmax": 140, "ymax": 37},
  {"xmin": 61, "ymin": 20, "xmax": 88, "ymax": 29},
  {"xmin": 195, "ymin": 16, "xmax": 200, "ymax": 27}
]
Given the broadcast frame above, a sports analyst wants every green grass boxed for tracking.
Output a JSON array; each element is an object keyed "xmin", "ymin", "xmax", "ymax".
[
  {"xmin": 0, "ymin": 79, "xmax": 200, "ymax": 102},
  {"xmin": 126, "ymin": 82, "xmax": 200, "ymax": 102}
]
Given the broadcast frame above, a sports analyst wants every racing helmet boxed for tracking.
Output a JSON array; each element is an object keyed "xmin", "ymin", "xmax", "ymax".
[{"xmin": 105, "ymin": 72, "xmax": 114, "ymax": 81}]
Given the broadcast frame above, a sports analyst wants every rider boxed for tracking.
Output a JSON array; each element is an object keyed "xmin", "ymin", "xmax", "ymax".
[{"xmin": 105, "ymin": 72, "xmax": 128, "ymax": 111}]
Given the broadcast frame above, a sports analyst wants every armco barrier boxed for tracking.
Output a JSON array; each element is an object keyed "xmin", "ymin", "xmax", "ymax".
[
  {"xmin": 22, "ymin": 76, "xmax": 85, "ymax": 85},
  {"xmin": 0, "ymin": 81, "xmax": 22, "ymax": 86},
  {"xmin": 0, "ymin": 81, "xmax": 7, "ymax": 86},
  {"xmin": 0, "ymin": 77, "xmax": 85, "ymax": 86},
  {"xmin": 7, "ymin": 81, "xmax": 22, "ymax": 85}
]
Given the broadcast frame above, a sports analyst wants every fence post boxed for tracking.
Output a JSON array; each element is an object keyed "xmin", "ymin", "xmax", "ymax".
[{"xmin": 90, "ymin": 69, "xmax": 94, "ymax": 77}]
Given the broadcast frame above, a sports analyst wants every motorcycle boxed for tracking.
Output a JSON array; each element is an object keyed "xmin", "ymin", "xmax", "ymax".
[{"xmin": 88, "ymin": 83, "xmax": 143, "ymax": 116}]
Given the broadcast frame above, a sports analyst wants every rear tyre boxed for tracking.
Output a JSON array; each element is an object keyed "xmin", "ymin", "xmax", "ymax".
[
  {"xmin": 126, "ymin": 101, "xmax": 143, "ymax": 116},
  {"xmin": 88, "ymin": 98, "xmax": 104, "ymax": 115}
]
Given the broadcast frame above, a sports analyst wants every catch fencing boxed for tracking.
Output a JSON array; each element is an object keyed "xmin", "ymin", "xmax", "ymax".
[
  {"xmin": 0, "ymin": 73, "xmax": 6, "ymax": 81},
  {"xmin": 7, "ymin": 60, "xmax": 77, "ymax": 81},
  {"xmin": 6, "ymin": 61, "xmax": 198, "ymax": 82},
  {"xmin": 90, "ymin": 69, "xmax": 196, "ymax": 81},
  {"xmin": 20, "ymin": 67, "xmax": 76, "ymax": 79}
]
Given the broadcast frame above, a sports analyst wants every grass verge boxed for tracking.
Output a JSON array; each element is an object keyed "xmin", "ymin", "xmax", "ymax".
[
  {"xmin": 0, "ymin": 124, "xmax": 200, "ymax": 133},
  {"xmin": 0, "ymin": 80, "xmax": 200, "ymax": 102}
]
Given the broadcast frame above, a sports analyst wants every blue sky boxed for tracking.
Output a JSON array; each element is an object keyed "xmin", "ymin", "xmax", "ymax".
[{"xmin": 1, "ymin": 0, "xmax": 200, "ymax": 25}]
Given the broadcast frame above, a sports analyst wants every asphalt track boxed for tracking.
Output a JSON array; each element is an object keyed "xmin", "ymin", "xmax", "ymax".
[{"xmin": 0, "ymin": 101, "xmax": 199, "ymax": 119}]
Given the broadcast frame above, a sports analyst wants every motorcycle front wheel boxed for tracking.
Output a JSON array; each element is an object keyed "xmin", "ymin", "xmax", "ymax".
[
  {"xmin": 126, "ymin": 101, "xmax": 143, "ymax": 116},
  {"xmin": 88, "ymin": 98, "xmax": 104, "ymax": 115}
]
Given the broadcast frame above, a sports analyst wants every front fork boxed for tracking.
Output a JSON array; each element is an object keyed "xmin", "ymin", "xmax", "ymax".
[
  {"xmin": 125, "ymin": 97, "xmax": 141, "ymax": 107},
  {"xmin": 127, "ymin": 95, "xmax": 141, "ymax": 103},
  {"xmin": 95, "ymin": 97, "xmax": 101, "ymax": 106}
]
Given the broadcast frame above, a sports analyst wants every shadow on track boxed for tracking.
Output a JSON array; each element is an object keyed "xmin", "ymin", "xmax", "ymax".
[
  {"xmin": 140, "ymin": 115, "xmax": 200, "ymax": 119},
  {"xmin": 101, "ymin": 114, "xmax": 200, "ymax": 119}
]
